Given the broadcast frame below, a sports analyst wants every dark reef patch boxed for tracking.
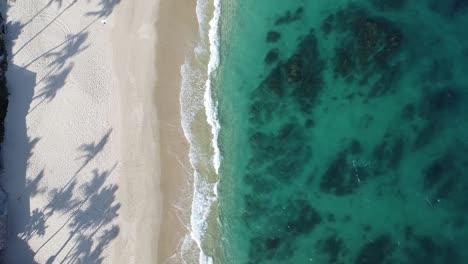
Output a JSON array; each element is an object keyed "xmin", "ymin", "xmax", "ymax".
[
  {"xmin": 222, "ymin": 1, "xmax": 468, "ymax": 263},
  {"xmin": 317, "ymin": 234, "xmax": 346, "ymax": 263},
  {"xmin": 325, "ymin": 6, "xmax": 404, "ymax": 98},
  {"xmin": 371, "ymin": 0, "xmax": 406, "ymax": 11},
  {"xmin": 429, "ymin": 0, "xmax": 468, "ymax": 18},
  {"xmin": 264, "ymin": 49, "xmax": 279, "ymax": 64},
  {"xmin": 266, "ymin": 31, "xmax": 281, "ymax": 43},
  {"xmin": 349, "ymin": 139, "xmax": 362, "ymax": 155},
  {"xmin": 319, "ymin": 146, "xmax": 369, "ymax": 196},
  {"xmin": 275, "ymin": 7, "xmax": 304, "ymax": 26},
  {"xmin": 355, "ymin": 234, "xmax": 395, "ymax": 264},
  {"xmin": 245, "ymin": 199, "xmax": 322, "ymax": 263},
  {"xmin": 321, "ymin": 14, "xmax": 334, "ymax": 35},
  {"xmin": 420, "ymin": 86, "xmax": 461, "ymax": 117},
  {"xmin": 251, "ymin": 29, "xmax": 324, "ymax": 117},
  {"xmin": 334, "ymin": 45, "xmax": 355, "ymax": 78},
  {"xmin": 423, "ymin": 154, "xmax": 453, "ymax": 190},
  {"xmin": 248, "ymin": 235, "xmax": 295, "ymax": 262},
  {"xmin": 401, "ymin": 103, "xmax": 416, "ymax": 121},
  {"xmin": 404, "ymin": 235, "xmax": 460, "ymax": 264},
  {"xmin": 412, "ymin": 121, "xmax": 437, "ymax": 150},
  {"xmin": 421, "ymin": 150, "xmax": 468, "ymax": 209}
]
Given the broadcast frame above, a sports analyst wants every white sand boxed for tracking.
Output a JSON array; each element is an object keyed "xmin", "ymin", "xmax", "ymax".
[{"xmin": 2, "ymin": 0, "xmax": 160, "ymax": 263}]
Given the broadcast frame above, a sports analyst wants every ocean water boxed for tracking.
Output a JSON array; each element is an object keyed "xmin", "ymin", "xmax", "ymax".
[{"xmin": 211, "ymin": 0, "xmax": 468, "ymax": 263}]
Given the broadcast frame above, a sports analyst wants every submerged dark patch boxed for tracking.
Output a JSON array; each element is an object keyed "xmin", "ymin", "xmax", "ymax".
[
  {"xmin": 266, "ymin": 31, "xmax": 281, "ymax": 43},
  {"xmin": 421, "ymin": 87, "xmax": 460, "ymax": 116},
  {"xmin": 404, "ymin": 235, "xmax": 460, "ymax": 264},
  {"xmin": 275, "ymin": 7, "xmax": 304, "ymax": 25},
  {"xmin": 355, "ymin": 234, "xmax": 395, "ymax": 264},
  {"xmin": 264, "ymin": 49, "xmax": 279, "ymax": 64},
  {"xmin": 371, "ymin": 0, "xmax": 406, "ymax": 10},
  {"xmin": 251, "ymin": 29, "xmax": 324, "ymax": 116},
  {"xmin": 317, "ymin": 234, "xmax": 346, "ymax": 263},
  {"xmin": 319, "ymin": 149, "xmax": 366, "ymax": 196},
  {"xmin": 245, "ymin": 199, "xmax": 322, "ymax": 262},
  {"xmin": 321, "ymin": 14, "xmax": 334, "ymax": 35},
  {"xmin": 219, "ymin": 1, "xmax": 468, "ymax": 263},
  {"xmin": 429, "ymin": 0, "xmax": 468, "ymax": 17},
  {"xmin": 325, "ymin": 6, "xmax": 404, "ymax": 98}
]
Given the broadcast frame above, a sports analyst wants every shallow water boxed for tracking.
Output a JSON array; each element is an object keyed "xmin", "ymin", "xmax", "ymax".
[{"xmin": 214, "ymin": 0, "xmax": 468, "ymax": 263}]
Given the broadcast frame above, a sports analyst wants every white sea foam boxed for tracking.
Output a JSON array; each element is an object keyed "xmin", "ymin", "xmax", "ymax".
[
  {"xmin": 203, "ymin": 0, "xmax": 222, "ymax": 175},
  {"xmin": 179, "ymin": 0, "xmax": 222, "ymax": 263}
]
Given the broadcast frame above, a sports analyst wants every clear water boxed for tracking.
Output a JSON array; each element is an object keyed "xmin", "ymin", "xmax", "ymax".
[{"xmin": 214, "ymin": 0, "xmax": 468, "ymax": 263}]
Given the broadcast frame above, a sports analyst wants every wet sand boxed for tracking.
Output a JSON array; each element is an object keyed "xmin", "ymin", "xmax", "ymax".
[{"xmin": 154, "ymin": 0, "xmax": 199, "ymax": 263}]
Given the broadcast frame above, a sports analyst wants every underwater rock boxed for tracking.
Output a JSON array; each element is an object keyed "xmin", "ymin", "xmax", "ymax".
[
  {"xmin": 305, "ymin": 119, "xmax": 315, "ymax": 128},
  {"xmin": 248, "ymin": 234, "xmax": 295, "ymax": 262},
  {"xmin": 320, "ymin": 150, "xmax": 359, "ymax": 196},
  {"xmin": 264, "ymin": 66, "xmax": 284, "ymax": 96},
  {"xmin": 401, "ymin": 103, "xmax": 416, "ymax": 121},
  {"xmin": 321, "ymin": 14, "xmax": 334, "ymax": 35},
  {"xmin": 285, "ymin": 54, "xmax": 302, "ymax": 83},
  {"xmin": 284, "ymin": 200, "xmax": 322, "ymax": 234},
  {"xmin": 421, "ymin": 151, "xmax": 468, "ymax": 208},
  {"xmin": 245, "ymin": 199, "xmax": 321, "ymax": 262},
  {"xmin": 355, "ymin": 234, "xmax": 395, "ymax": 264},
  {"xmin": 317, "ymin": 234, "xmax": 346, "ymax": 263},
  {"xmin": 349, "ymin": 139, "xmax": 362, "ymax": 155},
  {"xmin": 423, "ymin": 154, "xmax": 452, "ymax": 190},
  {"xmin": 354, "ymin": 16, "xmax": 402, "ymax": 67},
  {"xmin": 413, "ymin": 121, "xmax": 437, "ymax": 150},
  {"xmin": 426, "ymin": 87, "xmax": 460, "ymax": 114},
  {"xmin": 404, "ymin": 225, "xmax": 414, "ymax": 240},
  {"xmin": 404, "ymin": 235, "xmax": 460, "ymax": 264},
  {"xmin": 429, "ymin": 0, "xmax": 468, "ymax": 17},
  {"xmin": 275, "ymin": 7, "xmax": 304, "ymax": 25},
  {"xmin": 253, "ymin": 29, "xmax": 324, "ymax": 115},
  {"xmin": 371, "ymin": 0, "xmax": 406, "ymax": 10},
  {"xmin": 334, "ymin": 46, "xmax": 354, "ymax": 78},
  {"xmin": 288, "ymin": 31, "xmax": 325, "ymax": 112},
  {"xmin": 266, "ymin": 31, "xmax": 281, "ymax": 43},
  {"xmin": 264, "ymin": 49, "xmax": 279, "ymax": 65},
  {"xmin": 329, "ymin": 6, "xmax": 404, "ymax": 98}
]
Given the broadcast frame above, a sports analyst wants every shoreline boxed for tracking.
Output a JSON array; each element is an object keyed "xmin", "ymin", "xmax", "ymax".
[{"xmin": 154, "ymin": 0, "xmax": 200, "ymax": 263}]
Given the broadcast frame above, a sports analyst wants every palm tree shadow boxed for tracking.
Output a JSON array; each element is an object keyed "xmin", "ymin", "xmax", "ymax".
[
  {"xmin": 30, "ymin": 63, "xmax": 74, "ymax": 111},
  {"xmin": 41, "ymin": 165, "xmax": 120, "ymax": 263},
  {"xmin": 75, "ymin": 129, "xmax": 113, "ymax": 176},
  {"xmin": 46, "ymin": 181, "xmax": 79, "ymax": 216},
  {"xmin": 12, "ymin": 0, "xmax": 78, "ymax": 58},
  {"xmin": 45, "ymin": 31, "xmax": 89, "ymax": 70},
  {"xmin": 26, "ymin": 169, "xmax": 46, "ymax": 198},
  {"xmin": 86, "ymin": 0, "xmax": 122, "ymax": 18},
  {"xmin": 33, "ymin": 165, "xmax": 118, "ymax": 260}
]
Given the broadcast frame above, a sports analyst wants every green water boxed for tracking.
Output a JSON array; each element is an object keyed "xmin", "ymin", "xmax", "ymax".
[{"xmin": 215, "ymin": 0, "xmax": 468, "ymax": 263}]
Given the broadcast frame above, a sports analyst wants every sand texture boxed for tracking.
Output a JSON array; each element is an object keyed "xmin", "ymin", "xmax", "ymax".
[{"xmin": 1, "ymin": 0, "xmax": 161, "ymax": 263}]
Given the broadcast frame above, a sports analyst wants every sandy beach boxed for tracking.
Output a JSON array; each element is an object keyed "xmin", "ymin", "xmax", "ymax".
[{"xmin": 0, "ymin": 0, "xmax": 196, "ymax": 263}]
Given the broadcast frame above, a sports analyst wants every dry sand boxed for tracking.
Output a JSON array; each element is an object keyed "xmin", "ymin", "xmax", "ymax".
[{"xmin": 0, "ymin": 0, "xmax": 195, "ymax": 263}]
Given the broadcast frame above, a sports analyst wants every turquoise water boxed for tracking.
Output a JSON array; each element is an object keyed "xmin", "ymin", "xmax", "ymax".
[{"xmin": 215, "ymin": 0, "xmax": 468, "ymax": 263}]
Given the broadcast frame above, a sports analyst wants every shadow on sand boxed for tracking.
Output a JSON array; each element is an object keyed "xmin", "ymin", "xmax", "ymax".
[{"xmin": 0, "ymin": 0, "xmax": 123, "ymax": 263}]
